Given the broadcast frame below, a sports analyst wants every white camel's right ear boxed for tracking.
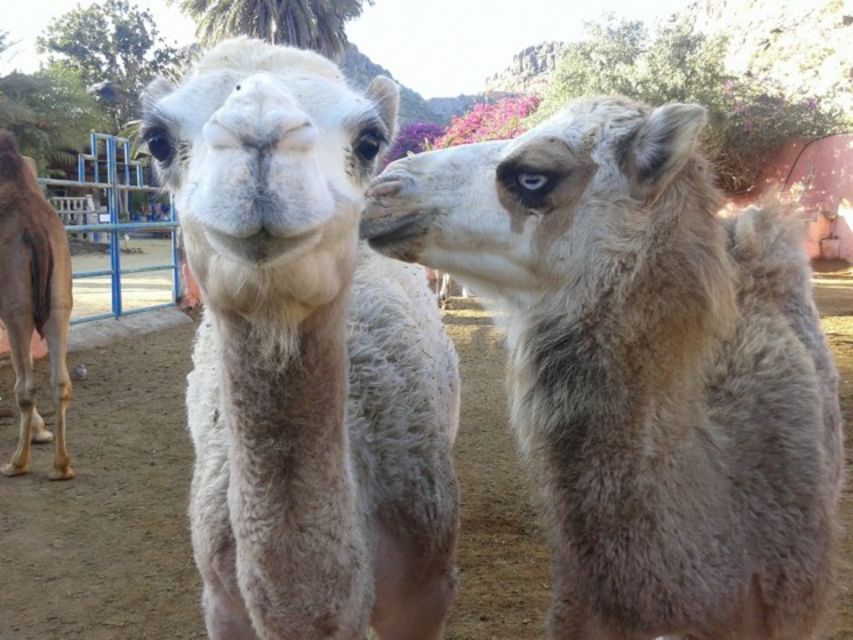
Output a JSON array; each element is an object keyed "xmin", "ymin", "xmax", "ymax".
[
  {"xmin": 628, "ymin": 103, "xmax": 706, "ymax": 203},
  {"xmin": 366, "ymin": 76, "xmax": 400, "ymax": 143},
  {"xmin": 142, "ymin": 76, "xmax": 176, "ymax": 116}
]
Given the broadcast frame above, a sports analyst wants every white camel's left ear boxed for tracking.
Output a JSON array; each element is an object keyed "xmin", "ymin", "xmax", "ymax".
[
  {"xmin": 629, "ymin": 103, "xmax": 706, "ymax": 202},
  {"xmin": 366, "ymin": 76, "xmax": 399, "ymax": 143}
]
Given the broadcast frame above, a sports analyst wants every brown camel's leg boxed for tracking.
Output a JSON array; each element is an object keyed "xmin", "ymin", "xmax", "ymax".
[
  {"xmin": 42, "ymin": 307, "xmax": 73, "ymax": 480},
  {"xmin": 30, "ymin": 407, "xmax": 54, "ymax": 443},
  {"xmin": 1, "ymin": 314, "xmax": 38, "ymax": 477}
]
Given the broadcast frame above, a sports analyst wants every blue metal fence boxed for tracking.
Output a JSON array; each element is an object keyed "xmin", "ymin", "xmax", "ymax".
[{"xmin": 39, "ymin": 132, "xmax": 180, "ymax": 325}]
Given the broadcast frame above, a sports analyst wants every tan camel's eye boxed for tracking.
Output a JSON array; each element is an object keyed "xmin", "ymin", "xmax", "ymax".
[
  {"xmin": 355, "ymin": 131, "xmax": 384, "ymax": 162},
  {"xmin": 518, "ymin": 173, "xmax": 549, "ymax": 192}
]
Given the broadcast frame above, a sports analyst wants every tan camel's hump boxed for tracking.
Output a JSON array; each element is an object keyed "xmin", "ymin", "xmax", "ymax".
[
  {"xmin": 727, "ymin": 196, "xmax": 812, "ymax": 303},
  {"xmin": 729, "ymin": 197, "xmax": 805, "ymax": 264}
]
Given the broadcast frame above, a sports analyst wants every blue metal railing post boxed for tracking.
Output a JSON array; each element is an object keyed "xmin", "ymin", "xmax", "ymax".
[
  {"xmin": 170, "ymin": 194, "xmax": 181, "ymax": 304},
  {"xmin": 42, "ymin": 131, "xmax": 181, "ymax": 325},
  {"xmin": 123, "ymin": 139, "xmax": 131, "ymax": 187},
  {"xmin": 107, "ymin": 136, "xmax": 123, "ymax": 317},
  {"xmin": 90, "ymin": 132, "xmax": 100, "ymax": 185}
]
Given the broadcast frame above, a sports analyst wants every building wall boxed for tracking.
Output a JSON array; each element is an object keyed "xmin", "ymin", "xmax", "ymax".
[{"xmin": 737, "ymin": 135, "xmax": 853, "ymax": 261}]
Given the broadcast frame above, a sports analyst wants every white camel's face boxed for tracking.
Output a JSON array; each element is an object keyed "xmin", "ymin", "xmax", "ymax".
[
  {"xmin": 142, "ymin": 40, "xmax": 397, "ymax": 318},
  {"xmin": 361, "ymin": 97, "xmax": 705, "ymax": 309}
]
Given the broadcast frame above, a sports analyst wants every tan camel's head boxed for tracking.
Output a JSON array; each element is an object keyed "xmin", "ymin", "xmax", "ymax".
[
  {"xmin": 362, "ymin": 96, "xmax": 713, "ymax": 307},
  {"xmin": 143, "ymin": 38, "xmax": 398, "ymax": 321}
]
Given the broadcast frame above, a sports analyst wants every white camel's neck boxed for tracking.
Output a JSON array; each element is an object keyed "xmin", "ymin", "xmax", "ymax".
[{"xmin": 213, "ymin": 294, "xmax": 372, "ymax": 633}]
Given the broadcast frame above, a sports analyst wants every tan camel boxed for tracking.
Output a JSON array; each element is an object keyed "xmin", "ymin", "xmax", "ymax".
[
  {"xmin": 142, "ymin": 38, "xmax": 460, "ymax": 639},
  {"xmin": 0, "ymin": 129, "xmax": 74, "ymax": 480},
  {"xmin": 362, "ymin": 96, "xmax": 844, "ymax": 640}
]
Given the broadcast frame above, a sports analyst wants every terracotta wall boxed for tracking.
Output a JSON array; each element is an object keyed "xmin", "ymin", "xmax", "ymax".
[{"xmin": 736, "ymin": 135, "xmax": 853, "ymax": 261}]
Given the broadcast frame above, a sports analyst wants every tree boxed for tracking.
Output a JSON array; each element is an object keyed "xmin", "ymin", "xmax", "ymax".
[
  {"xmin": 538, "ymin": 18, "xmax": 647, "ymax": 110},
  {"xmin": 173, "ymin": 0, "xmax": 371, "ymax": 59},
  {"xmin": 0, "ymin": 30, "xmax": 10, "ymax": 62},
  {"xmin": 0, "ymin": 64, "xmax": 110, "ymax": 175},
  {"xmin": 37, "ymin": 0, "xmax": 180, "ymax": 131},
  {"xmin": 533, "ymin": 16, "xmax": 848, "ymax": 193}
]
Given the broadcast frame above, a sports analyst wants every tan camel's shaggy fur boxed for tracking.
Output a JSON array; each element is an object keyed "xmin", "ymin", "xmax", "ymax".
[
  {"xmin": 142, "ymin": 39, "xmax": 459, "ymax": 639},
  {"xmin": 361, "ymin": 96, "xmax": 844, "ymax": 639},
  {"xmin": 0, "ymin": 130, "xmax": 74, "ymax": 480}
]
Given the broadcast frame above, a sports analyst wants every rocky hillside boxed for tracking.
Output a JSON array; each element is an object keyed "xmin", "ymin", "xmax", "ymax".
[
  {"xmin": 479, "ymin": 1, "xmax": 853, "ymax": 114},
  {"xmin": 689, "ymin": 0, "xmax": 852, "ymax": 114},
  {"xmin": 341, "ymin": 0, "xmax": 851, "ymax": 128},
  {"xmin": 484, "ymin": 41, "xmax": 566, "ymax": 95},
  {"xmin": 339, "ymin": 44, "xmax": 438, "ymax": 125},
  {"xmin": 340, "ymin": 44, "xmax": 511, "ymax": 126}
]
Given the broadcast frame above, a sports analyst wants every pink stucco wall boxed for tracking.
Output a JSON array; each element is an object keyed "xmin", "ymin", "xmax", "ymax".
[
  {"xmin": 739, "ymin": 135, "xmax": 853, "ymax": 261},
  {"xmin": 0, "ymin": 329, "xmax": 48, "ymax": 361}
]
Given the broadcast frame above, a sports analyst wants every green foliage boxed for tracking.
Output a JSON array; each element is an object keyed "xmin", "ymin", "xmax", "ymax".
[
  {"xmin": 37, "ymin": 0, "xmax": 180, "ymax": 130},
  {"xmin": 173, "ymin": 0, "xmax": 371, "ymax": 59},
  {"xmin": 0, "ymin": 64, "xmax": 109, "ymax": 175},
  {"xmin": 534, "ymin": 16, "xmax": 849, "ymax": 193},
  {"xmin": 709, "ymin": 84, "xmax": 845, "ymax": 193}
]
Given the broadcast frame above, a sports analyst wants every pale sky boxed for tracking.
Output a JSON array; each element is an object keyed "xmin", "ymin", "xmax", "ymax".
[{"xmin": 2, "ymin": 0, "xmax": 692, "ymax": 98}]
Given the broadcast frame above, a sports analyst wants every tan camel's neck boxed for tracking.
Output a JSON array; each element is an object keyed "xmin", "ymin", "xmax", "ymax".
[{"xmin": 517, "ymin": 203, "xmax": 737, "ymax": 525}]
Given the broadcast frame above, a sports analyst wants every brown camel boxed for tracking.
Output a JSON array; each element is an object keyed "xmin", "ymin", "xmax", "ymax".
[{"xmin": 0, "ymin": 129, "xmax": 74, "ymax": 480}]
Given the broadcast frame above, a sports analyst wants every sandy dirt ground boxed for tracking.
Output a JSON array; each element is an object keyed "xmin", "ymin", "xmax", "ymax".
[{"xmin": 1, "ymin": 264, "xmax": 852, "ymax": 639}]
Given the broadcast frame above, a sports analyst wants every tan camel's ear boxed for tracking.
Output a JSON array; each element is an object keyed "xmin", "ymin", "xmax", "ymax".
[
  {"xmin": 629, "ymin": 103, "xmax": 706, "ymax": 203},
  {"xmin": 366, "ymin": 76, "xmax": 400, "ymax": 142}
]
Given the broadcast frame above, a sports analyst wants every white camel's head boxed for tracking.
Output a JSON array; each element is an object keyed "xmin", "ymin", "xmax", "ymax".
[
  {"xmin": 142, "ymin": 38, "xmax": 398, "ymax": 322},
  {"xmin": 361, "ymin": 96, "xmax": 712, "ymax": 308}
]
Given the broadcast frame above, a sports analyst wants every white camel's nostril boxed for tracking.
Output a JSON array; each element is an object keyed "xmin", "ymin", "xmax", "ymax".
[
  {"xmin": 203, "ymin": 119, "xmax": 243, "ymax": 149},
  {"xmin": 204, "ymin": 109, "xmax": 316, "ymax": 151},
  {"xmin": 273, "ymin": 121, "xmax": 317, "ymax": 152}
]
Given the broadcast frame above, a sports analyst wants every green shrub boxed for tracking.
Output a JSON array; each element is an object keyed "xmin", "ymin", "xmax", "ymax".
[{"xmin": 533, "ymin": 16, "xmax": 849, "ymax": 193}]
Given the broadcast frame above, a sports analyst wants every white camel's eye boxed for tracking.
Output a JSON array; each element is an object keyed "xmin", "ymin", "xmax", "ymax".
[
  {"xmin": 518, "ymin": 173, "xmax": 549, "ymax": 191},
  {"xmin": 355, "ymin": 130, "xmax": 384, "ymax": 162}
]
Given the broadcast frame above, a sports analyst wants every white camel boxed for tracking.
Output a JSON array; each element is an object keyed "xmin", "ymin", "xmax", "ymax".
[
  {"xmin": 361, "ymin": 96, "xmax": 844, "ymax": 640},
  {"xmin": 142, "ymin": 38, "xmax": 460, "ymax": 639}
]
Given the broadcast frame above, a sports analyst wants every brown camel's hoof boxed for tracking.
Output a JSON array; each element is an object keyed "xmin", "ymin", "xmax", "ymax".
[
  {"xmin": 1, "ymin": 461, "xmax": 29, "ymax": 477},
  {"xmin": 32, "ymin": 429, "xmax": 55, "ymax": 444},
  {"xmin": 48, "ymin": 465, "xmax": 75, "ymax": 481}
]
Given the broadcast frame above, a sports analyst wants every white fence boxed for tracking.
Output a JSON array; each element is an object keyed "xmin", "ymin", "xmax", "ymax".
[{"xmin": 50, "ymin": 195, "xmax": 108, "ymax": 243}]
